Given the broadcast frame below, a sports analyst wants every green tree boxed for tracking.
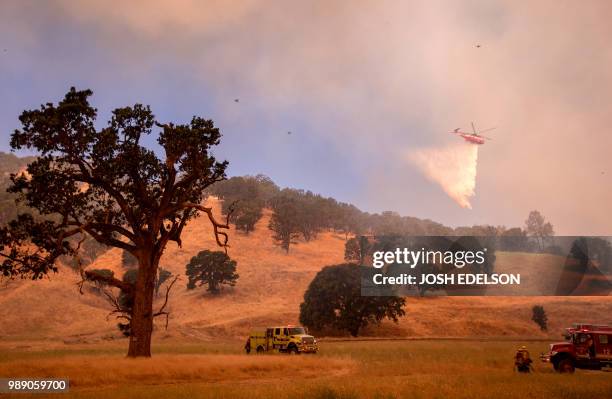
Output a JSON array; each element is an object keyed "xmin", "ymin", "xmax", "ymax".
[
  {"xmin": 344, "ymin": 236, "xmax": 371, "ymax": 266},
  {"xmin": 498, "ymin": 227, "xmax": 530, "ymax": 252},
  {"xmin": 186, "ymin": 250, "xmax": 238, "ymax": 293},
  {"xmin": 0, "ymin": 88, "xmax": 230, "ymax": 357},
  {"xmin": 234, "ymin": 199, "xmax": 263, "ymax": 234},
  {"xmin": 300, "ymin": 264, "xmax": 406, "ymax": 336},
  {"xmin": 268, "ymin": 192, "xmax": 301, "ymax": 253},
  {"xmin": 333, "ymin": 203, "xmax": 364, "ymax": 239},
  {"xmin": 532, "ymin": 305, "xmax": 548, "ymax": 331},
  {"xmin": 525, "ymin": 211, "xmax": 554, "ymax": 251},
  {"xmin": 210, "ymin": 174, "xmax": 278, "ymax": 233},
  {"xmin": 589, "ymin": 237, "xmax": 612, "ymax": 274},
  {"xmin": 294, "ymin": 191, "xmax": 325, "ymax": 241}
]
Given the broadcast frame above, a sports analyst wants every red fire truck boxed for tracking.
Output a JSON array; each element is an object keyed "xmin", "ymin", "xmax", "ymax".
[{"xmin": 541, "ymin": 323, "xmax": 612, "ymax": 373}]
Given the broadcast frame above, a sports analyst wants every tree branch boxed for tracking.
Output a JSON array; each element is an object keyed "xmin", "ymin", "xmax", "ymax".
[
  {"xmin": 73, "ymin": 164, "xmax": 140, "ymax": 234},
  {"xmin": 83, "ymin": 269, "xmax": 133, "ymax": 292},
  {"xmin": 153, "ymin": 275, "xmax": 179, "ymax": 330},
  {"xmin": 167, "ymin": 202, "xmax": 233, "ymax": 248},
  {"xmin": 101, "ymin": 289, "xmax": 131, "ymax": 322}
]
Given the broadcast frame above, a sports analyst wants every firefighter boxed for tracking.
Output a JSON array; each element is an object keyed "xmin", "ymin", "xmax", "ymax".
[{"xmin": 514, "ymin": 345, "xmax": 533, "ymax": 373}]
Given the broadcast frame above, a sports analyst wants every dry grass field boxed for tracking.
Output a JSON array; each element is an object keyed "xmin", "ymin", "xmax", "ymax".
[
  {"xmin": 0, "ymin": 198, "xmax": 610, "ymax": 343},
  {"xmin": 0, "ymin": 339, "xmax": 611, "ymax": 399}
]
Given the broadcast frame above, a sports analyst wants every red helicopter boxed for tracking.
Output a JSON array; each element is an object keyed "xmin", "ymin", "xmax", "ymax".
[{"xmin": 451, "ymin": 122, "xmax": 495, "ymax": 145}]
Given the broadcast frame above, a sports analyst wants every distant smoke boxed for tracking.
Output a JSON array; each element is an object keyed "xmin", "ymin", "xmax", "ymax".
[{"xmin": 407, "ymin": 143, "xmax": 479, "ymax": 209}]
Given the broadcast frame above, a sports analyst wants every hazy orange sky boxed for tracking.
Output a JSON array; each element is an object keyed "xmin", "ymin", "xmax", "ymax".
[{"xmin": 0, "ymin": 0, "xmax": 611, "ymax": 234}]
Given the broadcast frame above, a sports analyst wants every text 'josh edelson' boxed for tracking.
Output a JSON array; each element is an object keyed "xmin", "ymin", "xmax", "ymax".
[{"xmin": 370, "ymin": 248, "xmax": 521, "ymax": 286}]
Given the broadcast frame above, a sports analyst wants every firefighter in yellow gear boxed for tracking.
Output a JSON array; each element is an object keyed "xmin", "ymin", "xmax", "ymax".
[{"xmin": 514, "ymin": 345, "xmax": 533, "ymax": 373}]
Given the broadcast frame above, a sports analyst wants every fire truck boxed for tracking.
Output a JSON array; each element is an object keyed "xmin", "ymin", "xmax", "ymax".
[
  {"xmin": 541, "ymin": 323, "xmax": 612, "ymax": 373},
  {"xmin": 245, "ymin": 326, "xmax": 318, "ymax": 354}
]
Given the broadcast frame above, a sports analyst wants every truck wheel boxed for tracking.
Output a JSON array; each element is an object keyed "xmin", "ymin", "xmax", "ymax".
[
  {"xmin": 557, "ymin": 359, "xmax": 575, "ymax": 373},
  {"xmin": 288, "ymin": 345, "xmax": 299, "ymax": 355},
  {"xmin": 256, "ymin": 346, "xmax": 264, "ymax": 354}
]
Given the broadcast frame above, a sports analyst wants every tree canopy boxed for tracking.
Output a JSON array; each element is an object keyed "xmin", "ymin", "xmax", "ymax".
[
  {"xmin": 186, "ymin": 250, "xmax": 238, "ymax": 293},
  {"xmin": 525, "ymin": 210, "xmax": 555, "ymax": 250},
  {"xmin": 209, "ymin": 175, "xmax": 278, "ymax": 234},
  {"xmin": 299, "ymin": 263, "xmax": 406, "ymax": 336}
]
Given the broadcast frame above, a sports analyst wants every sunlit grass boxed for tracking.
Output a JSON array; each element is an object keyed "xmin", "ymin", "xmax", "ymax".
[{"xmin": 1, "ymin": 339, "xmax": 610, "ymax": 398}]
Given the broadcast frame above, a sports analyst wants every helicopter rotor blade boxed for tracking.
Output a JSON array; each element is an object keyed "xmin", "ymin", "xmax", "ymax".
[{"xmin": 478, "ymin": 127, "xmax": 497, "ymax": 134}]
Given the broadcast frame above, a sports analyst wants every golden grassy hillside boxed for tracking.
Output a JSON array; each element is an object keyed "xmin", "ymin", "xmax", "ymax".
[{"xmin": 0, "ymin": 198, "xmax": 610, "ymax": 343}]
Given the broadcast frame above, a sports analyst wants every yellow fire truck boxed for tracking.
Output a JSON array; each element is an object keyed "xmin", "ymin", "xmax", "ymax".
[{"xmin": 245, "ymin": 326, "xmax": 318, "ymax": 354}]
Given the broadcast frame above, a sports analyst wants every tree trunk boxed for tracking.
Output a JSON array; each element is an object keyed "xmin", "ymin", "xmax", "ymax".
[
  {"xmin": 208, "ymin": 277, "xmax": 218, "ymax": 293},
  {"xmin": 127, "ymin": 251, "xmax": 159, "ymax": 357}
]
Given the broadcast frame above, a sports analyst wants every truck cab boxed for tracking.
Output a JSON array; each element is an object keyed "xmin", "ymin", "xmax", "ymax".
[
  {"xmin": 542, "ymin": 323, "xmax": 612, "ymax": 372},
  {"xmin": 245, "ymin": 325, "xmax": 318, "ymax": 354}
]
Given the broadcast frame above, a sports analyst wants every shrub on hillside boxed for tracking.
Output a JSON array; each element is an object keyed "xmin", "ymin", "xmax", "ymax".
[
  {"xmin": 344, "ymin": 236, "xmax": 371, "ymax": 266},
  {"xmin": 532, "ymin": 305, "xmax": 548, "ymax": 331}
]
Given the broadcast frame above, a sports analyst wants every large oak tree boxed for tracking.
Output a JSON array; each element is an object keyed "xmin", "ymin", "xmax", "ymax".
[{"xmin": 0, "ymin": 88, "xmax": 230, "ymax": 357}]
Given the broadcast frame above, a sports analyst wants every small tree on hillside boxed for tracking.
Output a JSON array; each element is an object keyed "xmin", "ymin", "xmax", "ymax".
[
  {"xmin": 498, "ymin": 227, "xmax": 530, "ymax": 252},
  {"xmin": 186, "ymin": 250, "xmax": 238, "ymax": 293},
  {"xmin": 300, "ymin": 264, "xmax": 406, "ymax": 336},
  {"xmin": 268, "ymin": 193, "xmax": 301, "ymax": 253},
  {"xmin": 234, "ymin": 199, "xmax": 263, "ymax": 234},
  {"xmin": 532, "ymin": 305, "xmax": 548, "ymax": 331},
  {"xmin": 525, "ymin": 211, "xmax": 554, "ymax": 251},
  {"xmin": 295, "ymin": 192, "xmax": 325, "ymax": 241},
  {"xmin": 211, "ymin": 174, "xmax": 278, "ymax": 232},
  {"xmin": 344, "ymin": 236, "xmax": 371, "ymax": 266},
  {"xmin": 334, "ymin": 203, "xmax": 364, "ymax": 240}
]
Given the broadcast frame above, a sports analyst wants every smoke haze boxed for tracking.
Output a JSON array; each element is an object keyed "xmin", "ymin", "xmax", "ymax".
[{"xmin": 1, "ymin": 0, "xmax": 611, "ymax": 234}]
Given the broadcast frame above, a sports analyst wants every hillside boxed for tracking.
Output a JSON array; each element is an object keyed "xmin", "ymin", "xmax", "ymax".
[{"xmin": 1, "ymin": 198, "xmax": 610, "ymax": 344}]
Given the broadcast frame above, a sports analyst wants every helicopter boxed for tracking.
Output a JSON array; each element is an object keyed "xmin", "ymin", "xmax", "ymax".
[{"xmin": 451, "ymin": 122, "xmax": 495, "ymax": 145}]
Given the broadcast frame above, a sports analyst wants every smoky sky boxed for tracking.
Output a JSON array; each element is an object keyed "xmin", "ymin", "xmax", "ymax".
[{"xmin": 0, "ymin": 0, "xmax": 611, "ymax": 234}]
